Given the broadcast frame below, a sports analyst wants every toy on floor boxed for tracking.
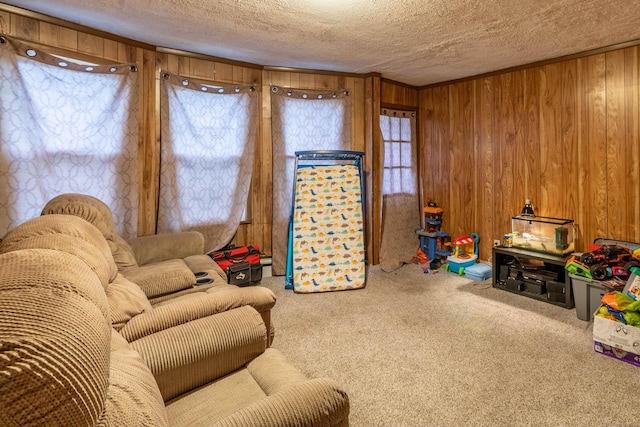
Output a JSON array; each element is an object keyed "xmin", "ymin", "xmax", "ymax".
[
  {"xmin": 445, "ymin": 233, "xmax": 479, "ymax": 276},
  {"xmin": 414, "ymin": 201, "xmax": 451, "ymax": 266}
]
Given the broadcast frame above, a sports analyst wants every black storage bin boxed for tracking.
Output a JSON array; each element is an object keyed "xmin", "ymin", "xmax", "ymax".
[{"xmin": 524, "ymin": 279, "xmax": 546, "ymax": 294}]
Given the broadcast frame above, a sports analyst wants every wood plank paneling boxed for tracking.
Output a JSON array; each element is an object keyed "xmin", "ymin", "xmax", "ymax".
[
  {"xmin": 539, "ymin": 63, "xmax": 563, "ymax": 218},
  {"xmin": 431, "ymin": 86, "xmax": 450, "ymax": 217},
  {"xmin": 624, "ymin": 47, "xmax": 640, "ymax": 243},
  {"xmin": 492, "ymin": 72, "xmax": 519, "ymax": 245},
  {"xmin": 419, "ymin": 47, "xmax": 640, "ymax": 260},
  {"xmin": 561, "ymin": 61, "xmax": 578, "ymax": 221},
  {"xmin": 40, "ymin": 22, "xmax": 77, "ymax": 51},
  {"xmin": 138, "ymin": 48, "xmax": 158, "ymax": 236},
  {"xmin": 606, "ymin": 49, "xmax": 627, "ymax": 241},
  {"xmin": 0, "ymin": 11, "xmax": 10, "ymax": 34},
  {"xmin": 365, "ymin": 75, "xmax": 381, "ymax": 264},
  {"xmin": 475, "ymin": 78, "xmax": 494, "ymax": 252},
  {"xmin": 10, "ymin": 14, "xmax": 38, "ymax": 40},
  {"xmin": 578, "ymin": 53, "xmax": 607, "ymax": 246},
  {"xmin": 381, "ymin": 80, "xmax": 419, "ymax": 108},
  {"xmin": 523, "ymin": 69, "xmax": 541, "ymax": 219},
  {"xmin": 77, "ymin": 33, "xmax": 103, "ymax": 57},
  {"xmin": 215, "ymin": 62, "xmax": 233, "ymax": 83},
  {"xmin": 448, "ymin": 81, "xmax": 475, "ymax": 238}
]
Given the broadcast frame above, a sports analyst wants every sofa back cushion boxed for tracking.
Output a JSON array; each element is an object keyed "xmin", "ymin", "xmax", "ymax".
[
  {"xmin": 41, "ymin": 193, "xmax": 139, "ymax": 271},
  {"xmin": 0, "ymin": 214, "xmax": 118, "ymax": 285},
  {"xmin": 0, "ymin": 249, "xmax": 111, "ymax": 426}
]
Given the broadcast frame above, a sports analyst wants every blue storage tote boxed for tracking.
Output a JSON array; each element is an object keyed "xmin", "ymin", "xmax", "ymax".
[{"xmin": 464, "ymin": 262, "xmax": 492, "ymax": 281}]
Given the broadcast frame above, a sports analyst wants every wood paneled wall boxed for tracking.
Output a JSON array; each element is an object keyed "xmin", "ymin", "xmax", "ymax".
[{"xmin": 420, "ymin": 48, "xmax": 640, "ymax": 261}]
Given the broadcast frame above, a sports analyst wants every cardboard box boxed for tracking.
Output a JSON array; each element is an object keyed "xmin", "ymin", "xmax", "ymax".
[
  {"xmin": 594, "ymin": 341, "xmax": 640, "ymax": 368},
  {"xmin": 592, "ymin": 309, "xmax": 640, "ymax": 355}
]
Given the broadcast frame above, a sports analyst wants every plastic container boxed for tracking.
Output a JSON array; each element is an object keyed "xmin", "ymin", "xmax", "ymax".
[
  {"xmin": 464, "ymin": 262, "xmax": 492, "ymax": 281},
  {"xmin": 570, "ymin": 273, "xmax": 607, "ymax": 321},
  {"xmin": 511, "ymin": 215, "xmax": 574, "ymax": 256},
  {"xmin": 570, "ymin": 238, "xmax": 639, "ymax": 321}
]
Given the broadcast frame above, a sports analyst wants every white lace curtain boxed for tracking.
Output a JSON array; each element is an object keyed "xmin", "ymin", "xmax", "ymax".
[
  {"xmin": 379, "ymin": 109, "xmax": 421, "ymax": 272},
  {"xmin": 158, "ymin": 72, "xmax": 258, "ymax": 253},
  {"xmin": 270, "ymin": 86, "xmax": 352, "ymax": 275},
  {"xmin": 0, "ymin": 36, "xmax": 139, "ymax": 239}
]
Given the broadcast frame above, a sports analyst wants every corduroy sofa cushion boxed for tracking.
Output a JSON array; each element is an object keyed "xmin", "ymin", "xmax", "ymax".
[
  {"xmin": 41, "ymin": 193, "xmax": 139, "ymax": 270},
  {"xmin": 98, "ymin": 330, "xmax": 170, "ymax": 426},
  {"xmin": 122, "ymin": 259, "xmax": 196, "ymax": 298},
  {"xmin": 106, "ymin": 274, "xmax": 153, "ymax": 331},
  {"xmin": 165, "ymin": 348, "xmax": 350, "ymax": 427},
  {"xmin": 0, "ymin": 214, "xmax": 118, "ymax": 285},
  {"xmin": 0, "ymin": 249, "xmax": 111, "ymax": 426}
]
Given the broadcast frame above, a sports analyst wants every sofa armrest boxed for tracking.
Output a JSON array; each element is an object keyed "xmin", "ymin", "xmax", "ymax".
[
  {"xmin": 129, "ymin": 232, "xmax": 205, "ymax": 265},
  {"xmin": 130, "ymin": 305, "xmax": 266, "ymax": 402},
  {"xmin": 119, "ymin": 286, "xmax": 276, "ymax": 342},
  {"xmin": 212, "ymin": 378, "xmax": 350, "ymax": 427}
]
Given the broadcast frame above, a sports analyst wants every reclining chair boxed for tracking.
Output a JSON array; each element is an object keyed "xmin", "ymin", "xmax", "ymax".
[
  {"xmin": 0, "ymin": 214, "xmax": 275, "ymax": 344},
  {"xmin": 0, "ymin": 217, "xmax": 350, "ymax": 426},
  {"xmin": 40, "ymin": 193, "xmax": 276, "ymax": 342}
]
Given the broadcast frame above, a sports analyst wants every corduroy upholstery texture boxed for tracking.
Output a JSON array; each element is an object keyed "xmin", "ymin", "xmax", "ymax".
[
  {"xmin": 43, "ymin": 194, "xmax": 230, "ymax": 294},
  {"xmin": 107, "ymin": 273, "xmax": 154, "ymax": 331},
  {"xmin": 0, "ymin": 214, "xmax": 118, "ymax": 285},
  {"xmin": 39, "ymin": 193, "xmax": 277, "ymax": 342},
  {"xmin": 0, "ymin": 249, "xmax": 111, "ymax": 426},
  {"xmin": 120, "ymin": 286, "xmax": 275, "ymax": 342},
  {"xmin": 40, "ymin": 192, "xmax": 138, "ymax": 270},
  {"xmin": 0, "ymin": 215, "xmax": 350, "ymax": 426}
]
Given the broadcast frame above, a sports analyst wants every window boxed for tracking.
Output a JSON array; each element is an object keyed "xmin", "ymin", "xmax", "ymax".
[
  {"xmin": 158, "ymin": 73, "xmax": 258, "ymax": 252},
  {"xmin": 0, "ymin": 37, "xmax": 139, "ymax": 238},
  {"xmin": 380, "ymin": 112, "xmax": 417, "ymax": 195},
  {"xmin": 378, "ymin": 109, "xmax": 421, "ymax": 272}
]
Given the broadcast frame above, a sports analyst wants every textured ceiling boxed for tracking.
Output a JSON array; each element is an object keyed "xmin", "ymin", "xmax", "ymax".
[{"xmin": 4, "ymin": 0, "xmax": 640, "ymax": 86}]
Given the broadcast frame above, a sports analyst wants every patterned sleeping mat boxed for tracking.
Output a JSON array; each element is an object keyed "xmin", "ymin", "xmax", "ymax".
[{"xmin": 291, "ymin": 164, "xmax": 366, "ymax": 293}]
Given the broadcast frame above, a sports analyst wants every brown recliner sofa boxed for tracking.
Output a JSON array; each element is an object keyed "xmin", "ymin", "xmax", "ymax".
[
  {"xmin": 40, "ymin": 193, "xmax": 276, "ymax": 342},
  {"xmin": 0, "ymin": 214, "xmax": 350, "ymax": 426}
]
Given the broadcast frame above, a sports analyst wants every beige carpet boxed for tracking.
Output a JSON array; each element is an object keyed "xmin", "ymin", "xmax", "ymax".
[{"xmin": 262, "ymin": 263, "xmax": 637, "ymax": 427}]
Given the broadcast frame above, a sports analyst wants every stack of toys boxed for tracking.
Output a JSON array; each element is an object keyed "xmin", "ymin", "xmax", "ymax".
[
  {"xmin": 565, "ymin": 244, "xmax": 640, "ymax": 282},
  {"xmin": 596, "ymin": 278, "xmax": 640, "ymax": 326},
  {"xmin": 587, "ymin": 245, "xmax": 640, "ymax": 366}
]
